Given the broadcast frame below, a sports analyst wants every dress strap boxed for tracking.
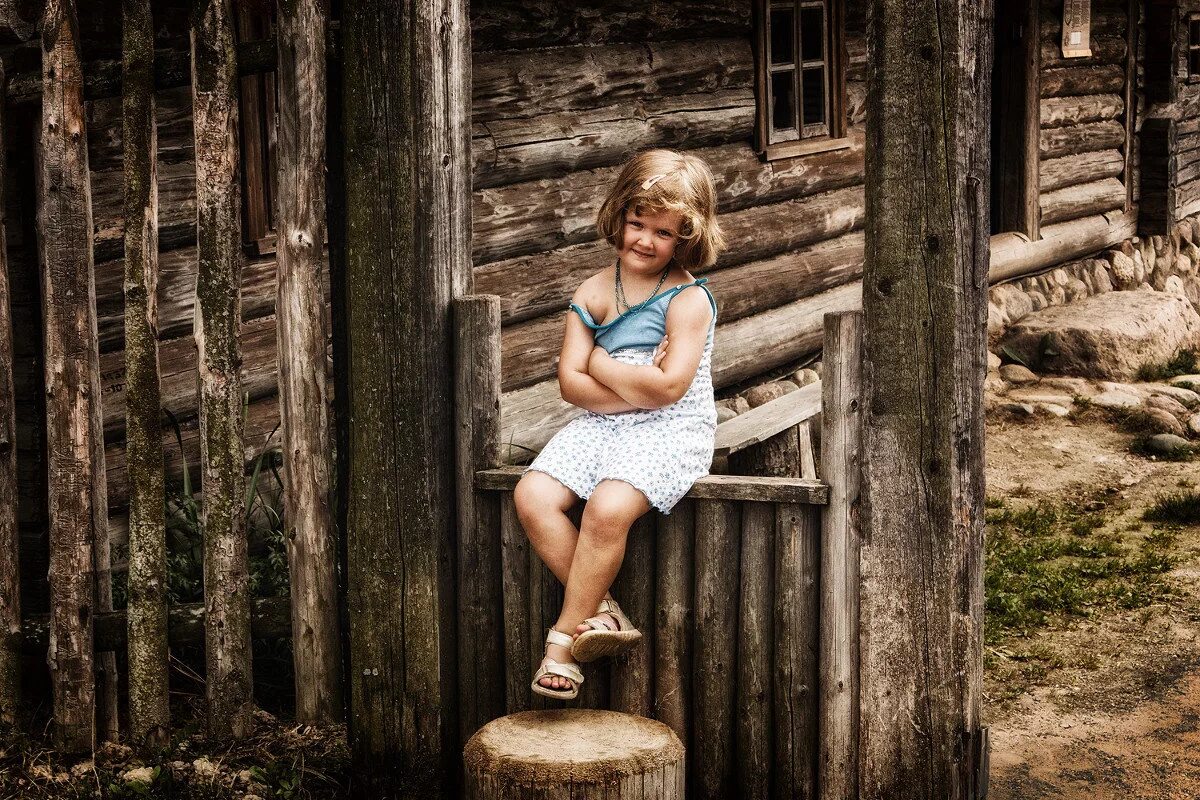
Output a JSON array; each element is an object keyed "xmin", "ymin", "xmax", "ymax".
[{"xmin": 664, "ymin": 278, "xmax": 718, "ymax": 326}]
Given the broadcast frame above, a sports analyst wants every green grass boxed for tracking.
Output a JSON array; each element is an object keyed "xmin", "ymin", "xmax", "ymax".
[
  {"xmin": 985, "ymin": 494, "xmax": 1179, "ymax": 644},
  {"xmin": 1144, "ymin": 490, "xmax": 1200, "ymax": 526},
  {"xmin": 1137, "ymin": 349, "xmax": 1198, "ymax": 382}
]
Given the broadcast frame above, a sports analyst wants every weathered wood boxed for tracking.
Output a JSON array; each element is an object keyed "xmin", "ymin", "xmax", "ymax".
[
  {"xmin": 274, "ymin": 0, "xmax": 342, "ymax": 726},
  {"xmin": 1039, "ymin": 5, "xmax": 1127, "ymax": 40},
  {"xmin": 1039, "ymin": 33, "xmax": 1127, "ymax": 68},
  {"xmin": 499, "ymin": 282, "xmax": 862, "ymax": 460},
  {"xmin": 477, "ymin": 185, "xmax": 864, "ymax": 325},
  {"xmin": 37, "ymin": 0, "xmax": 103, "ymax": 753},
  {"xmin": 1039, "ymin": 177, "xmax": 1126, "ymax": 226},
  {"xmin": 341, "ymin": 0, "xmax": 471, "ymax": 787},
  {"xmin": 23, "ymin": 596, "xmax": 293, "ymax": 652},
  {"xmin": 463, "ymin": 710, "xmax": 686, "ymax": 800},
  {"xmin": 731, "ymin": 427, "xmax": 800, "ymax": 480},
  {"xmin": 122, "ymin": 0, "xmax": 170, "ymax": 752},
  {"xmin": 456, "ymin": 297, "xmax": 505, "ymax": 741},
  {"xmin": 1122, "ymin": 0, "xmax": 1136, "ymax": 213},
  {"xmin": 0, "ymin": 60, "xmax": 18, "ymax": 726},
  {"xmin": 499, "ymin": 494, "xmax": 531, "ymax": 715},
  {"xmin": 773, "ymin": 504, "xmax": 820, "ymax": 800},
  {"xmin": 1039, "ymin": 93, "xmax": 1124, "ymax": 128},
  {"xmin": 610, "ymin": 514, "xmax": 655, "ymax": 717},
  {"xmin": 1140, "ymin": 118, "xmax": 1175, "ymax": 235},
  {"xmin": 526, "ymin": 545, "xmax": 564, "ymax": 712},
  {"xmin": 735, "ymin": 501, "xmax": 774, "ymax": 800},
  {"xmin": 989, "ymin": 209, "xmax": 1137, "ymax": 283},
  {"xmin": 0, "ymin": 1, "xmax": 34, "ymax": 42},
  {"xmin": 469, "ymin": 0, "xmax": 750, "ymax": 52},
  {"xmin": 477, "ymin": 467, "xmax": 829, "ymax": 506},
  {"xmin": 654, "ymin": 500, "xmax": 694, "ymax": 749},
  {"xmin": 1040, "ymin": 64, "xmax": 1126, "ymax": 97},
  {"xmin": 860, "ymin": 0, "xmax": 988, "ymax": 794},
  {"xmin": 473, "ymin": 133, "xmax": 864, "ymax": 265},
  {"xmin": 692, "ymin": 500, "xmax": 739, "ymax": 800},
  {"xmin": 500, "ymin": 232, "xmax": 864, "ymax": 392},
  {"xmin": 1039, "ymin": 148, "xmax": 1124, "ymax": 192},
  {"xmin": 991, "ymin": 0, "xmax": 1039, "ymax": 238},
  {"xmin": 716, "ymin": 382, "xmax": 822, "ymax": 460},
  {"xmin": 1038, "ymin": 119, "xmax": 1126, "ymax": 159},
  {"xmin": 818, "ymin": 312, "xmax": 863, "ymax": 800},
  {"xmin": 191, "ymin": 0, "xmax": 253, "ymax": 740}
]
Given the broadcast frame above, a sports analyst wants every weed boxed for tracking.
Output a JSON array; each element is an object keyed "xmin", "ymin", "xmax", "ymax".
[
  {"xmin": 1137, "ymin": 349, "xmax": 1198, "ymax": 382},
  {"xmin": 1144, "ymin": 490, "xmax": 1200, "ymax": 526},
  {"xmin": 1130, "ymin": 436, "xmax": 1197, "ymax": 462}
]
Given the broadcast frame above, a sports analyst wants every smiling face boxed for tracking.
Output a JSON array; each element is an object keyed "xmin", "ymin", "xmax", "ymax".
[{"xmin": 619, "ymin": 207, "xmax": 686, "ymax": 277}]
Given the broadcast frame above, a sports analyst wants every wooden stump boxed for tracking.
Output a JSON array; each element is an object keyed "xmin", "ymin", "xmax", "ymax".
[{"xmin": 464, "ymin": 710, "xmax": 685, "ymax": 799}]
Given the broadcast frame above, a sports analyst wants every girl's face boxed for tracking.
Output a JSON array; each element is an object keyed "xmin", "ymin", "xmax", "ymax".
[{"xmin": 620, "ymin": 207, "xmax": 685, "ymax": 276}]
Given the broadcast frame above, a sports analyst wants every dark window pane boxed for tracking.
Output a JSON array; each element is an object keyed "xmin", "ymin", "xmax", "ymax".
[
  {"xmin": 772, "ymin": 70, "xmax": 796, "ymax": 130},
  {"xmin": 1192, "ymin": 48, "xmax": 1200, "ymax": 77},
  {"xmin": 1191, "ymin": 18, "xmax": 1200, "ymax": 47},
  {"xmin": 802, "ymin": 67, "xmax": 826, "ymax": 125},
  {"xmin": 771, "ymin": 8, "xmax": 794, "ymax": 65},
  {"xmin": 800, "ymin": 6, "xmax": 825, "ymax": 62}
]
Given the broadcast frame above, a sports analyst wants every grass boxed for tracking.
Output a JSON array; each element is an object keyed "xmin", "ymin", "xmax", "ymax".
[
  {"xmin": 1130, "ymin": 436, "xmax": 1198, "ymax": 462},
  {"xmin": 1136, "ymin": 349, "xmax": 1198, "ymax": 382},
  {"xmin": 1144, "ymin": 490, "xmax": 1200, "ymax": 526},
  {"xmin": 985, "ymin": 492, "xmax": 1180, "ymax": 645}
]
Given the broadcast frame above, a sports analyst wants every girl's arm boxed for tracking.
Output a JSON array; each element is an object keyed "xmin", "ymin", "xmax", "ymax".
[
  {"xmin": 558, "ymin": 287, "xmax": 641, "ymax": 414},
  {"xmin": 588, "ymin": 286, "xmax": 712, "ymax": 409}
]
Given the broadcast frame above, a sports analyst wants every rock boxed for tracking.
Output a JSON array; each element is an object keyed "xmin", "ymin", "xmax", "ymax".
[
  {"xmin": 1170, "ymin": 374, "xmax": 1200, "ymax": 392},
  {"xmin": 791, "ymin": 367, "xmax": 820, "ymax": 387},
  {"xmin": 991, "ymin": 283, "xmax": 1034, "ymax": 325},
  {"xmin": 1129, "ymin": 407, "xmax": 1187, "ymax": 437},
  {"xmin": 1144, "ymin": 433, "xmax": 1195, "ymax": 458},
  {"xmin": 1090, "ymin": 389, "xmax": 1143, "ymax": 411},
  {"xmin": 1146, "ymin": 384, "xmax": 1200, "ymax": 407},
  {"xmin": 70, "ymin": 761, "xmax": 94, "ymax": 780},
  {"xmin": 1146, "ymin": 393, "xmax": 1191, "ymax": 418},
  {"xmin": 997, "ymin": 291, "xmax": 1200, "ymax": 381},
  {"xmin": 1038, "ymin": 376, "xmax": 1097, "ymax": 397},
  {"xmin": 1165, "ymin": 275, "xmax": 1187, "ymax": 296},
  {"xmin": 122, "ymin": 767, "xmax": 157, "ymax": 785},
  {"xmin": 1047, "ymin": 284, "xmax": 1067, "ymax": 306},
  {"xmin": 1038, "ymin": 402, "xmax": 1072, "ymax": 418},
  {"xmin": 1091, "ymin": 261, "xmax": 1113, "ymax": 293},
  {"xmin": 716, "ymin": 404, "xmax": 738, "ymax": 424},
  {"xmin": 731, "ymin": 395, "xmax": 750, "ymax": 415},
  {"xmin": 987, "ymin": 351, "xmax": 1002, "ymax": 370},
  {"xmin": 999, "ymin": 364, "xmax": 1038, "ymax": 385},
  {"xmin": 192, "ymin": 758, "xmax": 219, "ymax": 779},
  {"xmin": 810, "ymin": 360, "xmax": 823, "ymax": 376},
  {"xmin": 1001, "ymin": 402, "xmax": 1036, "ymax": 417},
  {"xmin": 984, "ymin": 370, "xmax": 1007, "ymax": 394},
  {"xmin": 1065, "ymin": 278, "xmax": 1089, "ymax": 302},
  {"xmin": 1106, "ymin": 250, "xmax": 1138, "ymax": 289},
  {"xmin": 1189, "ymin": 413, "xmax": 1200, "ymax": 436},
  {"xmin": 744, "ymin": 381, "xmax": 796, "ymax": 408},
  {"xmin": 1027, "ymin": 291, "xmax": 1048, "ymax": 311},
  {"xmin": 1006, "ymin": 389, "xmax": 1073, "ymax": 407}
]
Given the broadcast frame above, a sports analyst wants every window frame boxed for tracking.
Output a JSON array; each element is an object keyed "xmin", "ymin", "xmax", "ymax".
[
  {"xmin": 754, "ymin": 0, "xmax": 849, "ymax": 161},
  {"xmin": 1188, "ymin": 12, "xmax": 1200, "ymax": 83}
]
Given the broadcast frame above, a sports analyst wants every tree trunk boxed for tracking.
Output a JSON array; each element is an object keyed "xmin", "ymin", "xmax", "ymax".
[
  {"xmin": 122, "ymin": 0, "xmax": 170, "ymax": 752},
  {"xmin": 190, "ymin": 0, "xmax": 253, "ymax": 740},
  {"xmin": 274, "ymin": 0, "xmax": 343, "ymax": 725},
  {"xmin": 859, "ymin": 0, "xmax": 989, "ymax": 798},
  {"xmin": 340, "ymin": 0, "xmax": 471, "ymax": 793},
  {"xmin": 37, "ymin": 0, "xmax": 109, "ymax": 754},
  {"xmin": 0, "ymin": 61, "xmax": 19, "ymax": 727}
]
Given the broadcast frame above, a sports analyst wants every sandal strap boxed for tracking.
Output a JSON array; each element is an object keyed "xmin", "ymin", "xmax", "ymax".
[
  {"xmin": 545, "ymin": 628, "xmax": 574, "ymax": 648},
  {"xmin": 582, "ymin": 614, "xmax": 619, "ymax": 632},
  {"xmin": 597, "ymin": 598, "xmax": 620, "ymax": 615},
  {"xmin": 536, "ymin": 659, "xmax": 584, "ymax": 685}
]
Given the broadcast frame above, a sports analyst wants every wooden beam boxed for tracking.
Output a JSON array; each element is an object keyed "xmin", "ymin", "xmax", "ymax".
[
  {"xmin": 274, "ymin": 0, "xmax": 342, "ymax": 727},
  {"xmin": 859, "ymin": 0, "xmax": 988, "ymax": 796},
  {"xmin": 191, "ymin": 0, "xmax": 253, "ymax": 740},
  {"xmin": 37, "ymin": 0, "xmax": 106, "ymax": 754},
  {"xmin": 0, "ymin": 60, "xmax": 19, "ymax": 727},
  {"xmin": 340, "ymin": 0, "xmax": 471, "ymax": 792},
  {"xmin": 122, "ymin": 0, "xmax": 170, "ymax": 752},
  {"xmin": 713, "ymin": 382, "xmax": 822, "ymax": 459}
]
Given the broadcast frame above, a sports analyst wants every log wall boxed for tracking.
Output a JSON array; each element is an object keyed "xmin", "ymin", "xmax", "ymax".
[{"xmin": 1167, "ymin": 3, "xmax": 1200, "ymax": 217}]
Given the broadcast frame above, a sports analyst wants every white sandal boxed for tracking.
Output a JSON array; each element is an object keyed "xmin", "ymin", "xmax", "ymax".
[
  {"xmin": 571, "ymin": 598, "xmax": 643, "ymax": 663},
  {"xmin": 531, "ymin": 629, "xmax": 585, "ymax": 700}
]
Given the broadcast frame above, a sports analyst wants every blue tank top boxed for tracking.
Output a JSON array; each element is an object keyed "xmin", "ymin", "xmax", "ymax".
[{"xmin": 569, "ymin": 278, "xmax": 718, "ymax": 354}]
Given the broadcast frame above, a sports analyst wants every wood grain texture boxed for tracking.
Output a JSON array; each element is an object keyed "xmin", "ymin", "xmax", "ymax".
[
  {"xmin": 735, "ymin": 501, "xmax": 774, "ymax": 800},
  {"xmin": 1038, "ymin": 119, "xmax": 1126, "ymax": 159},
  {"xmin": 717, "ymin": 382, "xmax": 822, "ymax": 459},
  {"xmin": 654, "ymin": 501, "xmax": 694, "ymax": 749},
  {"xmin": 1039, "ymin": 93, "xmax": 1124, "ymax": 129},
  {"xmin": 860, "ymin": 0, "xmax": 988, "ymax": 795},
  {"xmin": 1039, "ymin": 149, "xmax": 1125, "ymax": 192},
  {"xmin": 1039, "ymin": 177, "xmax": 1126, "ymax": 225},
  {"xmin": 274, "ymin": 0, "xmax": 342, "ymax": 726},
  {"xmin": 0, "ymin": 60, "xmax": 18, "ymax": 726},
  {"xmin": 610, "ymin": 514, "xmax": 655, "ymax": 717},
  {"xmin": 500, "ymin": 494, "xmax": 532, "ymax": 715}
]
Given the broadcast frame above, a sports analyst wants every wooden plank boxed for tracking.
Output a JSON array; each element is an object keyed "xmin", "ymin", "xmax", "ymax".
[
  {"xmin": 735, "ymin": 501, "xmax": 774, "ymax": 800},
  {"xmin": 275, "ymin": 0, "xmax": 342, "ymax": 726},
  {"xmin": 692, "ymin": 499, "xmax": 740, "ymax": 800},
  {"xmin": 654, "ymin": 501, "xmax": 694, "ymax": 747},
  {"xmin": 610, "ymin": 514, "xmax": 655, "ymax": 717},
  {"xmin": 818, "ymin": 311, "xmax": 863, "ymax": 800},
  {"xmin": 477, "ymin": 467, "xmax": 829, "ymax": 506},
  {"xmin": 454, "ymin": 296, "xmax": 505, "ymax": 740},
  {"xmin": 500, "ymin": 494, "xmax": 531, "ymax": 715},
  {"xmin": 37, "ymin": 0, "xmax": 103, "ymax": 753},
  {"xmin": 773, "ymin": 504, "xmax": 820, "ymax": 800},
  {"xmin": 715, "ymin": 382, "xmax": 822, "ymax": 459},
  {"xmin": 191, "ymin": 0, "xmax": 253, "ymax": 741},
  {"xmin": 0, "ymin": 59, "xmax": 18, "ymax": 726}
]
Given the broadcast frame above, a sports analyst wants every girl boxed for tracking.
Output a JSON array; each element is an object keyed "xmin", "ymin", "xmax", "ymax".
[{"xmin": 513, "ymin": 149, "xmax": 726, "ymax": 700}]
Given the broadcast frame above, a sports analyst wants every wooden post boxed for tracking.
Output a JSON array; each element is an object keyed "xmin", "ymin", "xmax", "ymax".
[
  {"xmin": 500, "ymin": 493, "xmax": 531, "ymax": 715},
  {"xmin": 122, "ymin": 0, "xmax": 170, "ymax": 751},
  {"xmin": 37, "ymin": 0, "xmax": 107, "ymax": 753},
  {"xmin": 340, "ymin": 0, "xmax": 471, "ymax": 790},
  {"xmin": 818, "ymin": 311, "xmax": 863, "ymax": 800},
  {"xmin": 191, "ymin": 0, "xmax": 253, "ymax": 740},
  {"xmin": 274, "ymin": 0, "xmax": 343, "ymax": 725},
  {"xmin": 735, "ymin": 501, "xmax": 774, "ymax": 800},
  {"xmin": 653, "ymin": 501, "xmax": 693, "ymax": 745},
  {"xmin": 860, "ymin": 0, "xmax": 989, "ymax": 797},
  {"xmin": 455, "ymin": 295, "xmax": 504, "ymax": 740},
  {"xmin": 610, "ymin": 514, "xmax": 655, "ymax": 717},
  {"xmin": 0, "ymin": 61, "xmax": 19, "ymax": 727}
]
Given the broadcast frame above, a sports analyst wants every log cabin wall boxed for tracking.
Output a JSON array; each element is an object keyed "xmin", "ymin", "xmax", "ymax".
[{"xmin": 1168, "ymin": 1, "xmax": 1200, "ymax": 216}]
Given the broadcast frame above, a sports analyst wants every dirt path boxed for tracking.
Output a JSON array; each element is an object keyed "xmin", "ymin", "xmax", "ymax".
[{"xmin": 985, "ymin": 411, "xmax": 1200, "ymax": 798}]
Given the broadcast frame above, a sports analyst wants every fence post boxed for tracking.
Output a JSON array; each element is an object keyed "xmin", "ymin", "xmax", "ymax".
[
  {"xmin": 0, "ymin": 61, "xmax": 19, "ymax": 727},
  {"xmin": 818, "ymin": 310, "xmax": 863, "ymax": 800}
]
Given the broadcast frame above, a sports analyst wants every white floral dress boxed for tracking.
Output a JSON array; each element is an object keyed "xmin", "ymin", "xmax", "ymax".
[{"xmin": 524, "ymin": 280, "xmax": 718, "ymax": 515}]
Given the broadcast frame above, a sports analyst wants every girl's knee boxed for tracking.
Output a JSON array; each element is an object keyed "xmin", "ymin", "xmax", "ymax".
[
  {"xmin": 582, "ymin": 481, "xmax": 648, "ymax": 538},
  {"xmin": 514, "ymin": 471, "xmax": 573, "ymax": 527}
]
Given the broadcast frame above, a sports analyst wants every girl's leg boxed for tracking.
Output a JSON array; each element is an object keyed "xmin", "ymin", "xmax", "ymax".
[{"xmin": 556, "ymin": 480, "xmax": 650, "ymax": 644}]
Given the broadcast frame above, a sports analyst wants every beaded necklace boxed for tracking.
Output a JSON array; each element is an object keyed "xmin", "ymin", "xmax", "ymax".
[{"xmin": 614, "ymin": 258, "xmax": 671, "ymax": 316}]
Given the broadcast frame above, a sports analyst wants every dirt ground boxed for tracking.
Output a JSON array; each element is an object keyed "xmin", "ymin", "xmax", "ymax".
[{"xmin": 985, "ymin": 410, "xmax": 1200, "ymax": 799}]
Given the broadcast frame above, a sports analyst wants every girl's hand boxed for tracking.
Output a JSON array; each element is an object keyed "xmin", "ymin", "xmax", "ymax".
[
  {"xmin": 652, "ymin": 334, "xmax": 669, "ymax": 367},
  {"xmin": 589, "ymin": 345, "xmax": 610, "ymax": 373}
]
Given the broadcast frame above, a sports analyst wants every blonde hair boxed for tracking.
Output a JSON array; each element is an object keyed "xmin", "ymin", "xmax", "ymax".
[{"xmin": 596, "ymin": 149, "xmax": 727, "ymax": 271}]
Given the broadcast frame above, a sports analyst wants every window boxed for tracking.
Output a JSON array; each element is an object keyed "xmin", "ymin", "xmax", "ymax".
[
  {"xmin": 755, "ymin": 0, "xmax": 847, "ymax": 159},
  {"xmin": 1189, "ymin": 14, "xmax": 1200, "ymax": 79}
]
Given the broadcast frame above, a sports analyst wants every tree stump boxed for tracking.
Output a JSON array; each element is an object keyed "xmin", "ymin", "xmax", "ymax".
[{"xmin": 464, "ymin": 710, "xmax": 685, "ymax": 799}]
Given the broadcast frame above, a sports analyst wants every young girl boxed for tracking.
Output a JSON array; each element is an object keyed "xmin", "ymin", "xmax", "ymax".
[{"xmin": 513, "ymin": 149, "xmax": 726, "ymax": 700}]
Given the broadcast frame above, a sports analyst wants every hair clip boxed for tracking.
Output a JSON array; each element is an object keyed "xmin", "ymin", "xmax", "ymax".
[{"xmin": 641, "ymin": 173, "xmax": 668, "ymax": 191}]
